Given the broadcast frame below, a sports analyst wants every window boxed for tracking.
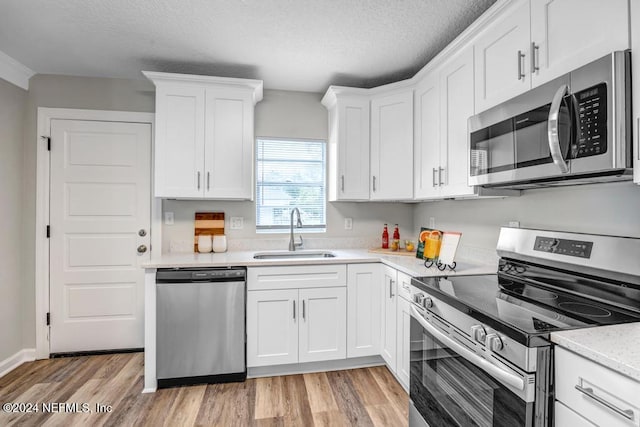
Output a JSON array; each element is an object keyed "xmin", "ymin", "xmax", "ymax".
[{"xmin": 256, "ymin": 138, "xmax": 326, "ymax": 232}]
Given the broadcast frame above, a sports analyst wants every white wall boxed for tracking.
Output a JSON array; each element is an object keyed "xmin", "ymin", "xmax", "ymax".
[
  {"xmin": 0, "ymin": 78, "xmax": 27, "ymax": 361},
  {"xmin": 413, "ymin": 182, "xmax": 640, "ymax": 253},
  {"xmin": 161, "ymin": 89, "xmax": 414, "ymax": 252}
]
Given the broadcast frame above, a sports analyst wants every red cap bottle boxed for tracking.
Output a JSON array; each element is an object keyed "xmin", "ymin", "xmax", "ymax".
[{"xmin": 382, "ymin": 224, "xmax": 389, "ymax": 249}]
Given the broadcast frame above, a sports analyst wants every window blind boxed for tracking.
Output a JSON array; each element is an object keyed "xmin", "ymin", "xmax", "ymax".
[{"xmin": 256, "ymin": 138, "xmax": 326, "ymax": 231}]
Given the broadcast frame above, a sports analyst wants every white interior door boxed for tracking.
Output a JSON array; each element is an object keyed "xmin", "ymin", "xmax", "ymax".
[{"xmin": 49, "ymin": 119, "xmax": 151, "ymax": 353}]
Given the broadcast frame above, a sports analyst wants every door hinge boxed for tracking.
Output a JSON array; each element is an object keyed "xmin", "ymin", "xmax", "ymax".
[
  {"xmin": 46, "ymin": 225, "xmax": 50, "ymax": 238},
  {"xmin": 42, "ymin": 136, "xmax": 51, "ymax": 151},
  {"xmin": 46, "ymin": 312, "xmax": 50, "ymax": 326}
]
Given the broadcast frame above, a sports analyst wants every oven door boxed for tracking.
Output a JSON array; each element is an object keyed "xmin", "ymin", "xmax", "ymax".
[{"xmin": 409, "ymin": 306, "xmax": 535, "ymax": 427}]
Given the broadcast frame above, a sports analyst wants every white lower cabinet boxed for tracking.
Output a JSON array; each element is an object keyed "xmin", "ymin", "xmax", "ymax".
[
  {"xmin": 555, "ymin": 346, "xmax": 640, "ymax": 427},
  {"xmin": 395, "ymin": 271, "xmax": 412, "ymax": 391},
  {"xmin": 247, "ymin": 265, "xmax": 347, "ymax": 368},
  {"xmin": 381, "ymin": 265, "xmax": 398, "ymax": 372},
  {"xmin": 347, "ymin": 264, "xmax": 382, "ymax": 358},
  {"xmin": 298, "ymin": 287, "xmax": 347, "ymax": 363}
]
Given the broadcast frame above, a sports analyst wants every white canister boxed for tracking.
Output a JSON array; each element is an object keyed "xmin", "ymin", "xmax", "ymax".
[
  {"xmin": 197, "ymin": 234, "xmax": 212, "ymax": 253},
  {"xmin": 212, "ymin": 235, "xmax": 228, "ymax": 253}
]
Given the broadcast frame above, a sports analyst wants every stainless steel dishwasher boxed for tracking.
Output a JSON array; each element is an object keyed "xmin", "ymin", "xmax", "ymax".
[{"xmin": 156, "ymin": 267, "xmax": 246, "ymax": 387}]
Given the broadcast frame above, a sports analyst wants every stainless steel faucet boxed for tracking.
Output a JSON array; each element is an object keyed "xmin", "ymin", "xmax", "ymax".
[{"xmin": 289, "ymin": 207, "xmax": 304, "ymax": 251}]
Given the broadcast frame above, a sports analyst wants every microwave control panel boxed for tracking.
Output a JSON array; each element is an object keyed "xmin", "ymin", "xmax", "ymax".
[
  {"xmin": 573, "ymin": 83, "xmax": 607, "ymax": 158},
  {"xmin": 534, "ymin": 236, "xmax": 593, "ymax": 259}
]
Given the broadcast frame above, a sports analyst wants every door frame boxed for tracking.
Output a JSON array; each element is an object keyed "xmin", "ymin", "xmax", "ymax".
[{"xmin": 35, "ymin": 108, "xmax": 158, "ymax": 359}]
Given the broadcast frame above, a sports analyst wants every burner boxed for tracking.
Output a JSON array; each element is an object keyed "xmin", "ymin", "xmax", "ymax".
[{"xmin": 558, "ymin": 302, "xmax": 612, "ymax": 318}]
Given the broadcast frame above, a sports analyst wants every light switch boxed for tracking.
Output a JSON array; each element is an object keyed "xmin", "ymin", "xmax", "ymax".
[
  {"xmin": 164, "ymin": 212, "xmax": 174, "ymax": 225},
  {"xmin": 344, "ymin": 218, "xmax": 353, "ymax": 230}
]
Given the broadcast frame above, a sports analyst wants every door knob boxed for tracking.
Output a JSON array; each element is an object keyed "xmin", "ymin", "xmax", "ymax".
[
  {"xmin": 137, "ymin": 245, "xmax": 148, "ymax": 254},
  {"xmin": 138, "ymin": 229, "xmax": 147, "ymax": 237}
]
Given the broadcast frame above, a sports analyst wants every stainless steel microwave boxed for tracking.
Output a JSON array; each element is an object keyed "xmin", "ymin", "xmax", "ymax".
[{"xmin": 468, "ymin": 51, "xmax": 632, "ymax": 189}]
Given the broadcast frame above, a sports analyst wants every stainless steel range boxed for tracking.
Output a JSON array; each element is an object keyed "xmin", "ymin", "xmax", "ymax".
[{"xmin": 408, "ymin": 227, "xmax": 640, "ymax": 427}]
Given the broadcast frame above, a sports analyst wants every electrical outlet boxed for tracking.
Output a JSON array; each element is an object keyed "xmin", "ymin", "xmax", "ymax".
[
  {"xmin": 164, "ymin": 212, "xmax": 174, "ymax": 225},
  {"xmin": 509, "ymin": 221, "xmax": 521, "ymax": 228},
  {"xmin": 344, "ymin": 218, "xmax": 353, "ymax": 230},
  {"xmin": 429, "ymin": 217, "xmax": 436, "ymax": 229},
  {"xmin": 230, "ymin": 217, "xmax": 244, "ymax": 230}
]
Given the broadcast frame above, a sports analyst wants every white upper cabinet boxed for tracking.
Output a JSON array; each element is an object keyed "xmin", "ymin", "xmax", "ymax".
[
  {"xmin": 144, "ymin": 72, "xmax": 263, "ymax": 199},
  {"xmin": 475, "ymin": 0, "xmax": 630, "ymax": 113},
  {"xmin": 414, "ymin": 46, "xmax": 477, "ymax": 200},
  {"xmin": 530, "ymin": 0, "xmax": 629, "ymax": 87},
  {"xmin": 322, "ymin": 90, "xmax": 371, "ymax": 201},
  {"xmin": 370, "ymin": 90, "xmax": 414, "ymax": 200},
  {"xmin": 474, "ymin": 0, "xmax": 531, "ymax": 113},
  {"xmin": 413, "ymin": 72, "xmax": 441, "ymax": 199}
]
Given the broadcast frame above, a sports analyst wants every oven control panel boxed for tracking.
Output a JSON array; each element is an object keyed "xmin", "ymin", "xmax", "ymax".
[{"xmin": 534, "ymin": 236, "xmax": 593, "ymax": 258}]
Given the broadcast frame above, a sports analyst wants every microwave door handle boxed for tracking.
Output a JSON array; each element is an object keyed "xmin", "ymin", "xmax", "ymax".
[
  {"xmin": 410, "ymin": 306, "xmax": 525, "ymax": 391},
  {"xmin": 548, "ymin": 84, "xmax": 570, "ymax": 173}
]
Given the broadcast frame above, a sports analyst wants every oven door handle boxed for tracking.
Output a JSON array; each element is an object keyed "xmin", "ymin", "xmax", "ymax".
[
  {"xmin": 547, "ymin": 84, "xmax": 570, "ymax": 174},
  {"xmin": 410, "ymin": 306, "xmax": 525, "ymax": 391}
]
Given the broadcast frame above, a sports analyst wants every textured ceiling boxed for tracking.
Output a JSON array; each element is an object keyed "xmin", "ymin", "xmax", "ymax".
[{"xmin": 0, "ymin": 0, "xmax": 496, "ymax": 92}]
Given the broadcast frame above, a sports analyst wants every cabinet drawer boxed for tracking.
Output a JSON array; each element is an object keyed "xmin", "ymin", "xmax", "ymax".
[
  {"xmin": 397, "ymin": 271, "xmax": 412, "ymax": 302},
  {"xmin": 555, "ymin": 346, "xmax": 640, "ymax": 426},
  {"xmin": 555, "ymin": 401, "xmax": 596, "ymax": 427},
  {"xmin": 248, "ymin": 265, "xmax": 347, "ymax": 290}
]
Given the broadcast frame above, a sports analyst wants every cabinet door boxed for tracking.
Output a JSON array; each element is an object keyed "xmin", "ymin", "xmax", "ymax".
[
  {"xmin": 347, "ymin": 264, "xmax": 382, "ymax": 358},
  {"xmin": 334, "ymin": 97, "xmax": 370, "ymax": 201},
  {"xmin": 413, "ymin": 72, "xmax": 441, "ymax": 199},
  {"xmin": 474, "ymin": 0, "xmax": 531, "ymax": 112},
  {"xmin": 247, "ymin": 289, "xmax": 298, "ymax": 367},
  {"xmin": 555, "ymin": 402, "xmax": 596, "ymax": 427},
  {"xmin": 204, "ymin": 88, "xmax": 254, "ymax": 199},
  {"xmin": 396, "ymin": 297, "xmax": 411, "ymax": 391},
  {"xmin": 298, "ymin": 287, "xmax": 347, "ymax": 363},
  {"xmin": 440, "ymin": 45, "xmax": 476, "ymax": 198},
  {"xmin": 154, "ymin": 84, "xmax": 205, "ymax": 198},
  {"xmin": 370, "ymin": 90, "xmax": 414, "ymax": 200},
  {"xmin": 531, "ymin": 0, "xmax": 629, "ymax": 88},
  {"xmin": 381, "ymin": 266, "xmax": 397, "ymax": 371}
]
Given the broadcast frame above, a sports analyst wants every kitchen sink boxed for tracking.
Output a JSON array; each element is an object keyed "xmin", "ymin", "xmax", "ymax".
[{"xmin": 253, "ymin": 250, "xmax": 336, "ymax": 260}]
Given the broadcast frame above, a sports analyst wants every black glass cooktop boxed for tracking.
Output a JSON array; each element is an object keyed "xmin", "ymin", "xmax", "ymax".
[{"xmin": 412, "ymin": 260, "xmax": 640, "ymax": 346}]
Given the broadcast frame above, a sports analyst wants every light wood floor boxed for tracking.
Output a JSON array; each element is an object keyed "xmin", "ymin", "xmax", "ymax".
[{"xmin": 0, "ymin": 352, "xmax": 408, "ymax": 426}]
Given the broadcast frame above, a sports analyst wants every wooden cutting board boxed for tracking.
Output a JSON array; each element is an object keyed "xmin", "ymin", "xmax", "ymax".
[
  {"xmin": 368, "ymin": 247, "xmax": 418, "ymax": 257},
  {"xmin": 194, "ymin": 212, "xmax": 225, "ymax": 252}
]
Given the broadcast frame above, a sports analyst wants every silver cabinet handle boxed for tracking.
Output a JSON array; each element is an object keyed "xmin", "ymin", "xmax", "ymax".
[
  {"xmin": 432, "ymin": 168, "xmax": 438, "ymax": 187},
  {"xmin": 531, "ymin": 42, "xmax": 539, "ymax": 73},
  {"xmin": 372, "ymin": 176, "xmax": 377, "ymax": 192},
  {"xmin": 389, "ymin": 280, "xmax": 395, "ymax": 298},
  {"xmin": 197, "ymin": 171, "xmax": 201, "ymax": 190},
  {"xmin": 137, "ymin": 244, "xmax": 147, "ymax": 254},
  {"xmin": 575, "ymin": 385, "xmax": 634, "ymax": 420},
  {"xmin": 302, "ymin": 300, "xmax": 306, "ymax": 320},
  {"xmin": 206, "ymin": 172, "xmax": 210, "ymax": 191},
  {"xmin": 293, "ymin": 300, "xmax": 296, "ymax": 320},
  {"xmin": 341, "ymin": 175, "xmax": 345, "ymax": 192},
  {"xmin": 548, "ymin": 84, "xmax": 570, "ymax": 173},
  {"xmin": 517, "ymin": 50, "xmax": 525, "ymax": 80},
  {"xmin": 411, "ymin": 305, "xmax": 525, "ymax": 391},
  {"xmin": 439, "ymin": 167, "xmax": 445, "ymax": 186}
]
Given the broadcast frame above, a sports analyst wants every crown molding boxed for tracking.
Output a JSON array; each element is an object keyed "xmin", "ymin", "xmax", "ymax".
[{"xmin": 0, "ymin": 50, "xmax": 35, "ymax": 90}]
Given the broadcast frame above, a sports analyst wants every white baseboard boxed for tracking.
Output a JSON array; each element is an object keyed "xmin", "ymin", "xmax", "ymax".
[
  {"xmin": 247, "ymin": 355, "xmax": 385, "ymax": 379},
  {"xmin": 0, "ymin": 348, "xmax": 36, "ymax": 378},
  {"xmin": 142, "ymin": 387, "xmax": 157, "ymax": 394}
]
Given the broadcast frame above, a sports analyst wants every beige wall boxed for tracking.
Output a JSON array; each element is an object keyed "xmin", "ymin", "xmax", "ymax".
[
  {"xmin": 161, "ymin": 89, "xmax": 414, "ymax": 252},
  {"xmin": 0, "ymin": 79, "xmax": 27, "ymax": 360},
  {"xmin": 413, "ymin": 182, "xmax": 640, "ymax": 252},
  {"xmin": 21, "ymin": 74, "xmax": 155, "ymax": 349}
]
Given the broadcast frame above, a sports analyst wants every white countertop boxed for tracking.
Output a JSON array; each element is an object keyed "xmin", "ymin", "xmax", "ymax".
[
  {"xmin": 551, "ymin": 323, "xmax": 640, "ymax": 381},
  {"xmin": 143, "ymin": 248, "xmax": 497, "ymax": 278}
]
